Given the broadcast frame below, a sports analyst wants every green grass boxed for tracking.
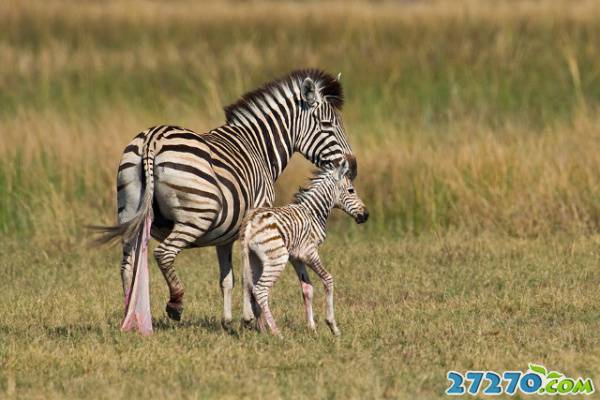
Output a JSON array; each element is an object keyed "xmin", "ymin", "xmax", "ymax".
[{"xmin": 2, "ymin": 233, "xmax": 600, "ymax": 399}]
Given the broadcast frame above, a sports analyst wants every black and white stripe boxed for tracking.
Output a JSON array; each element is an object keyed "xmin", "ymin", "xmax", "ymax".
[
  {"xmin": 99, "ymin": 70, "xmax": 357, "ymax": 325},
  {"xmin": 240, "ymin": 160, "xmax": 368, "ymax": 336}
]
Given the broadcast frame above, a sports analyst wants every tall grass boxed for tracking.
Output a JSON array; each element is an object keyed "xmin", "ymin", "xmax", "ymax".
[{"xmin": 2, "ymin": 0, "xmax": 600, "ymax": 243}]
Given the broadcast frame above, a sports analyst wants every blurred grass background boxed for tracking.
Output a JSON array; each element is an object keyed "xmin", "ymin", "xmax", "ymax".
[{"xmin": 3, "ymin": 0, "xmax": 600, "ymax": 243}]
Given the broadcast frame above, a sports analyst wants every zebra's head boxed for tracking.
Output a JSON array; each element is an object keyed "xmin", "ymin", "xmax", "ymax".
[
  {"xmin": 295, "ymin": 70, "xmax": 357, "ymax": 179},
  {"xmin": 331, "ymin": 159, "xmax": 369, "ymax": 224}
]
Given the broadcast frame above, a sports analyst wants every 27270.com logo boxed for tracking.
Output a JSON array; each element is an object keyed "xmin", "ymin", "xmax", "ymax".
[{"xmin": 446, "ymin": 364, "xmax": 594, "ymax": 396}]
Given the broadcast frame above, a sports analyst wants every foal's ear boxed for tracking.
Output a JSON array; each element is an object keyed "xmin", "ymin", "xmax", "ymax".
[
  {"xmin": 301, "ymin": 77, "xmax": 317, "ymax": 107},
  {"xmin": 346, "ymin": 155, "xmax": 357, "ymax": 180},
  {"xmin": 335, "ymin": 158, "xmax": 350, "ymax": 179}
]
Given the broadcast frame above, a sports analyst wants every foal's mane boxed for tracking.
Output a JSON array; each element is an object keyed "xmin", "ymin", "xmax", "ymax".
[{"xmin": 292, "ymin": 168, "xmax": 335, "ymax": 205}]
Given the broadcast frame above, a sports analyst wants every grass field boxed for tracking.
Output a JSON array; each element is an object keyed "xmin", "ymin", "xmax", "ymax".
[{"xmin": 2, "ymin": 0, "xmax": 600, "ymax": 398}]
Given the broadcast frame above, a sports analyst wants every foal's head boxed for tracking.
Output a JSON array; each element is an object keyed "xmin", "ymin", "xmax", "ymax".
[{"xmin": 331, "ymin": 159, "xmax": 369, "ymax": 224}]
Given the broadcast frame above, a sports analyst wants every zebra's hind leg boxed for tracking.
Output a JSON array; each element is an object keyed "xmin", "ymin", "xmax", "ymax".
[
  {"xmin": 252, "ymin": 245, "xmax": 289, "ymax": 337},
  {"xmin": 291, "ymin": 259, "xmax": 316, "ymax": 332},
  {"xmin": 154, "ymin": 225, "xmax": 200, "ymax": 321},
  {"xmin": 120, "ymin": 242, "xmax": 134, "ymax": 306}
]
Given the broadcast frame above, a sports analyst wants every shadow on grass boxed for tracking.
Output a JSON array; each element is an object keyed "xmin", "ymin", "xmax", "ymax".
[
  {"xmin": 0, "ymin": 323, "xmax": 105, "ymax": 338},
  {"xmin": 1, "ymin": 316, "xmax": 246, "ymax": 339},
  {"xmin": 45, "ymin": 324, "xmax": 104, "ymax": 338},
  {"xmin": 152, "ymin": 315, "xmax": 241, "ymax": 338}
]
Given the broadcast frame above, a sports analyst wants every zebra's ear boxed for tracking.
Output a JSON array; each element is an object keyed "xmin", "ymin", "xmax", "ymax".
[
  {"xmin": 301, "ymin": 77, "xmax": 317, "ymax": 106},
  {"xmin": 336, "ymin": 72, "xmax": 342, "ymax": 82},
  {"xmin": 335, "ymin": 158, "xmax": 350, "ymax": 179}
]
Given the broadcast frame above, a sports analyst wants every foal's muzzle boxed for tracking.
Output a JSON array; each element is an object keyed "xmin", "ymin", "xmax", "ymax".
[{"xmin": 355, "ymin": 209, "xmax": 369, "ymax": 224}]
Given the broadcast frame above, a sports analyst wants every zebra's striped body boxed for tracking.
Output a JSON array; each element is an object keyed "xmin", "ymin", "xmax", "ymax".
[
  {"xmin": 105, "ymin": 70, "xmax": 356, "ymax": 325},
  {"xmin": 240, "ymin": 160, "xmax": 368, "ymax": 336}
]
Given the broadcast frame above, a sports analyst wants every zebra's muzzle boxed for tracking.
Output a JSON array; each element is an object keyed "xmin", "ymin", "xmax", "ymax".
[{"xmin": 355, "ymin": 209, "xmax": 369, "ymax": 224}]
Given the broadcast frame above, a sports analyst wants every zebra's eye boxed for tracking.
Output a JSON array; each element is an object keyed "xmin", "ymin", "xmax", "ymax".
[
  {"xmin": 348, "ymin": 188, "xmax": 355, "ymax": 194},
  {"xmin": 321, "ymin": 120, "xmax": 333, "ymax": 128}
]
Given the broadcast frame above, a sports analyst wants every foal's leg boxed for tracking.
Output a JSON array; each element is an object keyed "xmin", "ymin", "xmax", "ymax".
[
  {"xmin": 291, "ymin": 259, "xmax": 316, "ymax": 331},
  {"xmin": 305, "ymin": 249, "xmax": 340, "ymax": 336},
  {"xmin": 216, "ymin": 242, "xmax": 234, "ymax": 329},
  {"xmin": 252, "ymin": 244, "xmax": 289, "ymax": 336}
]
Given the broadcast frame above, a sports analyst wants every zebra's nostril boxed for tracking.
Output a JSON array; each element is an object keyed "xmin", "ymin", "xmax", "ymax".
[{"xmin": 355, "ymin": 209, "xmax": 369, "ymax": 224}]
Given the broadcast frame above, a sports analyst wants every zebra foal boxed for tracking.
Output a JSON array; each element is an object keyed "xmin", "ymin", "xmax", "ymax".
[{"xmin": 240, "ymin": 160, "xmax": 368, "ymax": 336}]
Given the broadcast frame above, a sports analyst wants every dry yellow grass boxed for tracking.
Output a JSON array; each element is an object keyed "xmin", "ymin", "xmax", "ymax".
[
  {"xmin": 4, "ymin": 111, "xmax": 600, "ymax": 243},
  {"xmin": 2, "ymin": 0, "xmax": 600, "ymax": 240}
]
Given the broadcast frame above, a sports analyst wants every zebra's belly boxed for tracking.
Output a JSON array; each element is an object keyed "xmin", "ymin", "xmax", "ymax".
[
  {"xmin": 190, "ymin": 191, "xmax": 272, "ymax": 247},
  {"xmin": 151, "ymin": 205, "xmax": 250, "ymax": 247},
  {"xmin": 150, "ymin": 199, "xmax": 242, "ymax": 247},
  {"xmin": 192, "ymin": 218, "xmax": 243, "ymax": 247},
  {"xmin": 152, "ymin": 177, "xmax": 269, "ymax": 248}
]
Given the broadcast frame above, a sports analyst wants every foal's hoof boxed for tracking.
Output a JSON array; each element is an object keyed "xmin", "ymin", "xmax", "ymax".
[
  {"xmin": 166, "ymin": 303, "xmax": 183, "ymax": 321},
  {"xmin": 326, "ymin": 320, "xmax": 341, "ymax": 336},
  {"xmin": 273, "ymin": 331, "xmax": 284, "ymax": 340}
]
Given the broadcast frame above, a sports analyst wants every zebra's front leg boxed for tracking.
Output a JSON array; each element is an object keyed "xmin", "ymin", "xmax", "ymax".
[
  {"xmin": 291, "ymin": 259, "xmax": 316, "ymax": 332},
  {"xmin": 305, "ymin": 250, "xmax": 340, "ymax": 336},
  {"xmin": 154, "ymin": 229, "xmax": 190, "ymax": 321},
  {"xmin": 216, "ymin": 242, "xmax": 234, "ymax": 330}
]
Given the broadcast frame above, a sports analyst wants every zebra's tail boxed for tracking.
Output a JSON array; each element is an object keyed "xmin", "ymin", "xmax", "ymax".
[{"xmin": 90, "ymin": 140, "xmax": 156, "ymax": 247}]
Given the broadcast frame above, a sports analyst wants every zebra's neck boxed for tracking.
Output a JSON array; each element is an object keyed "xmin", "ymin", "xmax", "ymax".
[
  {"xmin": 224, "ymin": 86, "xmax": 300, "ymax": 181},
  {"xmin": 294, "ymin": 175, "xmax": 336, "ymax": 236}
]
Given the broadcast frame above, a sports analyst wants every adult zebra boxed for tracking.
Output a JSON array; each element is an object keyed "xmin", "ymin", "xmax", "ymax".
[{"xmin": 97, "ymin": 69, "xmax": 356, "ymax": 327}]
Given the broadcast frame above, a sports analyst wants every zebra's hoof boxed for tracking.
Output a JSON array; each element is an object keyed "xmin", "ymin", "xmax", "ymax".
[
  {"xmin": 241, "ymin": 318, "xmax": 256, "ymax": 330},
  {"xmin": 166, "ymin": 303, "xmax": 183, "ymax": 321},
  {"xmin": 221, "ymin": 318, "xmax": 234, "ymax": 332}
]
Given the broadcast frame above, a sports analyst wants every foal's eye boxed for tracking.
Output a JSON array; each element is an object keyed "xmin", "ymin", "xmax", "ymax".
[
  {"xmin": 348, "ymin": 188, "xmax": 355, "ymax": 194},
  {"xmin": 321, "ymin": 121, "xmax": 333, "ymax": 128}
]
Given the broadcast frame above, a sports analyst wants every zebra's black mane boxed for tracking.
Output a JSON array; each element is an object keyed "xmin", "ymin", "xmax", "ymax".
[
  {"xmin": 224, "ymin": 69, "xmax": 344, "ymax": 123},
  {"xmin": 292, "ymin": 168, "xmax": 336, "ymax": 205}
]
